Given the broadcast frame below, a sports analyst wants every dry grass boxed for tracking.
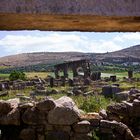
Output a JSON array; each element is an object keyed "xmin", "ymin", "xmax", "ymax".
[{"xmin": 25, "ymin": 72, "xmax": 48, "ymax": 79}]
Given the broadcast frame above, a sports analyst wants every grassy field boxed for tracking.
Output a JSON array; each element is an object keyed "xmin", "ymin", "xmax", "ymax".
[
  {"xmin": 0, "ymin": 71, "xmax": 140, "ymax": 79},
  {"xmin": 0, "ymin": 71, "xmax": 139, "ymax": 113},
  {"xmin": 25, "ymin": 72, "xmax": 48, "ymax": 79},
  {"xmin": 102, "ymin": 72, "xmax": 140, "ymax": 78},
  {"xmin": 0, "ymin": 73, "xmax": 9, "ymax": 79},
  {"xmin": 0, "ymin": 87, "xmax": 113, "ymax": 113}
]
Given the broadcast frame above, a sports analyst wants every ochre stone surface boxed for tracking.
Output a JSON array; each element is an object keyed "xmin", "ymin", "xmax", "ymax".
[{"xmin": 0, "ymin": 0, "xmax": 140, "ymax": 31}]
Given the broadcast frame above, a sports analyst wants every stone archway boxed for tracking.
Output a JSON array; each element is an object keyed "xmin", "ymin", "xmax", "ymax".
[{"xmin": 76, "ymin": 67, "xmax": 84, "ymax": 76}]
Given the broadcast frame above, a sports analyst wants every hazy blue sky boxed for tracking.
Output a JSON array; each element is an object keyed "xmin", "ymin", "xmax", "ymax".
[{"xmin": 0, "ymin": 31, "xmax": 140, "ymax": 57}]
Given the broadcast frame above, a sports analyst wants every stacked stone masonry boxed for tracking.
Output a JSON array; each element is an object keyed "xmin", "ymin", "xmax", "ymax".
[{"xmin": 0, "ymin": 95, "xmax": 139, "ymax": 140}]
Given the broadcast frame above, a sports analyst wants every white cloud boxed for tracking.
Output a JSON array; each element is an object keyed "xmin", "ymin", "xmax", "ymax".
[
  {"xmin": 0, "ymin": 33, "xmax": 85, "ymax": 54},
  {"xmin": 114, "ymin": 32, "xmax": 140, "ymax": 42},
  {"xmin": 0, "ymin": 32, "xmax": 140, "ymax": 56}
]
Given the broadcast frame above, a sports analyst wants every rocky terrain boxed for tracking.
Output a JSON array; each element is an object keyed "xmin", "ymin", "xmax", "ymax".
[
  {"xmin": 0, "ymin": 45, "xmax": 140, "ymax": 67},
  {"xmin": 0, "ymin": 93, "xmax": 140, "ymax": 140}
]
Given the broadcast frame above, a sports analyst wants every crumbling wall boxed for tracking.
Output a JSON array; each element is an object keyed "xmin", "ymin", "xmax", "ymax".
[{"xmin": 0, "ymin": 94, "xmax": 139, "ymax": 140}]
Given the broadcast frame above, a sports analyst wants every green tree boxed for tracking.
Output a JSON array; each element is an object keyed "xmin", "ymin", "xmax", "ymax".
[{"xmin": 9, "ymin": 71, "xmax": 26, "ymax": 81}]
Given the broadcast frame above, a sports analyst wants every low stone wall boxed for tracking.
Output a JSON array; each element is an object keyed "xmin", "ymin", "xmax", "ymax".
[{"xmin": 0, "ymin": 95, "xmax": 139, "ymax": 140}]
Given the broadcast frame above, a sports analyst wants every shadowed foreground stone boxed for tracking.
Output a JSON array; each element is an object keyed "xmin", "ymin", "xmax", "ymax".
[
  {"xmin": 0, "ymin": 108, "xmax": 20, "ymax": 125},
  {"xmin": 48, "ymin": 96, "xmax": 80, "ymax": 125},
  {"xmin": 22, "ymin": 107, "xmax": 46, "ymax": 125},
  {"xmin": 46, "ymin": 131, "xmax": 70, "ymax": 140},
  {"xmin": 19, "ymin": 128, "xmax": 36, "ymax": 140},
  {"xmin": 0, "ymin": 100, "xmax": 12, "ymax": 115},
  {"xmin": 73, "ymin": 120, "xmax": 90, "ymax": 133},
  {"xmin": 36, "ymin": 97, "xmax": 56, "ymax": 111}
]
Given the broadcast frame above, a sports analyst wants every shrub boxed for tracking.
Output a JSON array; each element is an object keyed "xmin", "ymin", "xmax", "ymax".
[{"xmin": 9, "ymin": 71, "xmax": 26, "ymax": 81}]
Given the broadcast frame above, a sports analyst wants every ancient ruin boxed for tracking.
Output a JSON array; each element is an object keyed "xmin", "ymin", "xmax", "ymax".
[
  {"xmin": 0, "ymin": 1, "xmax": 140, "ymax": 140},
  {"xmin": 54, "ymin": 59, "xmax": 90, "ymax": 79}
]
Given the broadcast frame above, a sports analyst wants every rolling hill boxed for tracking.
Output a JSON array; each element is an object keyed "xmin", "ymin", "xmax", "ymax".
[
  {"xmin": 94, "ymin": 45, "xmax": 140, "ymax": 64},
  {"xmin": 0, "ymin": 52, "xmax": 86, "ymax": 67},
  {"xmin": 0, "ymin": 45, "xmax": 140, "ymax": 68}
]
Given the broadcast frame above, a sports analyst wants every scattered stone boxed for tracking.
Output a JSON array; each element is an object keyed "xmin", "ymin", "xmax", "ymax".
[
  {"xmin": 107, "ymin": 103, "xmax": 128, "ymax": 116},
  {"xmin": 20, "ymin": 96, "xmax": 31, "ymax": 101},
  {"xmin": 80, "ymin": 112, "xmax": 101, "ymax": 127},
  {"xmin": 55, "ymin": 96, "xmax": 76, "ymax": 108},
  {"xmin": 73, "ymin": 120, "xmax": 90, "ymax": 133},
  {"xmin": 84, "ymin": 78, "xmax": 91, "ymax": 85},
  {"xmin": 99, "ymin": 109, "xmax": 108, "ymax": 119},
  {"xmin": 114, "ymin": 91, "xmax": 129, "ymax": 102},
  {"xmin": 48, "ymin": 97, "xmax": 80, "ymax": 125},
  {"xmin": 67, "ymin": 91, "xmax": 74, "ymax": 96},
  {"xmin": 102, "ymin": 85, "xmax": 121, "ymax": 97},
  {"xmin": 129, "ymin": 88, "xmax": 140, "ymax": 95},
  {"xmin": 73, "ymin": 89, "xmax": 83, "ymax": 96},
  {"xmin": 132, "ymin": 99, "xmax": 140, "ymax": 117},
  {"xmin": 110, "ymin": 75, "xmax": 117, "ymax": 82},
  {"xmin": 107, "ymin": 112, "xmax": 121, "ymax": 122},
  {"xmin": 16, "ymin": 93, "xmax": 25, "ymax": 97},
  {"xmin": 51, "ymin": 89, "xmax": 59, "ymax": 94},
  {"xmin": 83, "ymin": 90, "xmax": 93, "ymax": 97},
  {"xmin": 7, "ymin": 98, "xmax": 20, "ymax": 108},
  {"xmin": 18, "ymin": 102, "xmax": 34, "ymax": 109},
  {"xmin": 36, "ymin": 98, "xmax": 56, "ymax": 111},
  {"xmin": 0, "ymin": 91, "xmax": 9, "ymax": 97},
  {"xmin": 68, "ymin": 79, "xmax": 74, "ymax": 87},
  {"xmin": 35, "ymin": 89, "xmax": 47, "ymax": 95},
  {"xmin": 0, "ymin": 100, "xmax": 12, "ymax": 115},
  {"xmin": 0, "ymin": 108, "xmax": 20, "ymax": 125},
  {"xmin": 35, "ymin": 84, "xmax": 45, "ymax": 90},
  {"xmin": 22, "ymin": 107, "xmax": 46, "ymax": 125},
  {"xmin": 90, "ymin": 72, "xmax": 101, "ymax": 81}
]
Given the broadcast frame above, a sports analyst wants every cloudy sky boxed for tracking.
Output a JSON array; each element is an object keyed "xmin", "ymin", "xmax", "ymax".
[{"xmin": 0, "ymin": 31, "xmax": 140, "ymax": 57}]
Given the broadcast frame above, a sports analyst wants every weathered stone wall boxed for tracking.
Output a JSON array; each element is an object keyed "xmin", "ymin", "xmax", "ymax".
[
  {"xmin": 0, "ymin": 0, "xmax": 140, "ymax": 16},
  {"xmin": 0, "ymin": 94, "xmax": 140, "ymax": 140}
]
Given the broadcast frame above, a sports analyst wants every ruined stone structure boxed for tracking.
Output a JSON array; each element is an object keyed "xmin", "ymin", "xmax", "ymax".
[
  {"xmin": 0, "ymin": 0, "xmax": 140, "ymax": 31},
  {"xmin": 128, "ymin": 70, "xmax": 133, "ymax": 79},
  {"xmin": 54, "ymin": 59, "xmax": 90, "ymax": 79},
  {"xmin": 0, "ymin": 94, "xmax": 140, "ymax": 140}
]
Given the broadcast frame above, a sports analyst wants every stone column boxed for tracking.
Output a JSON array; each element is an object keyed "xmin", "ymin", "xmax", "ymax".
[
  {"xmin": 128, "ymin": 70, "xmax": 133, "ymax": 79},
  {"xmin": 87, "ymin": 62, "xmax": 91, "ymax": 76},
  {"xmin": 63, "ymin": 65, "xmax": 68, "ymax": 78},
  {"xmin": 72, "ymin": 66, "xmax": 78, "ymax": 77},
  {"xmin": 54, "ymin": 68, "xmax": 59, "ymax": 79},
  {"xmin": 50, "ymin": 77, "xmax": 54, "ymax": 88},
  {"xmin": 83, "ymin": 61, "xmax": 91, "ymax": 78},
  {"xmin": 110, "ymin": 75, "xmax": 117, "ymax": 82}
]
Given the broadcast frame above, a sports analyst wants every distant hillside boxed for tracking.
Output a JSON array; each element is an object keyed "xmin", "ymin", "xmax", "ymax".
[
  {"xmin": 0, "ymin": 52, "xmax": 86, "ymax": 67},
  {"xmin": 0, "ymin": 45, "xmax": 140, "ymax": 68},
  {"xmin": 94, "ymin": 45, "xmax": 140, "ymax": 64}
]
